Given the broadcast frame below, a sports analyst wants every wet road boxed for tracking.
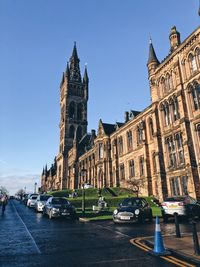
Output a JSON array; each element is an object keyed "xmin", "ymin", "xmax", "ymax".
[{"xmin": 0, "ymin": 200, "xmax": 195, "ymax": 267}]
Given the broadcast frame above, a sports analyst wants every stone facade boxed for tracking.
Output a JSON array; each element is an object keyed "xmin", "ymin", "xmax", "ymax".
[{"xmin": 41, "ymin": 26, "xmax": 200, "ymax": 201}]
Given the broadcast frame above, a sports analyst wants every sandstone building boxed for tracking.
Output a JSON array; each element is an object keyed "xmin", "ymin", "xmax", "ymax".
[{"xmin": 41, "ymin": 26, "xmax": 200, "ymax": 201}]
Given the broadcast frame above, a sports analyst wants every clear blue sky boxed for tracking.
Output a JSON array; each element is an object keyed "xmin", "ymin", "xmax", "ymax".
[{"xmin": 0, "ymin": 0, "xmax": 199, "ymax": 194}]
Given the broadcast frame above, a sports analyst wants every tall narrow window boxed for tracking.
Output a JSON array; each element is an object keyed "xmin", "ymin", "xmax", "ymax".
[
  {"xmin": 149, "ymin": 118, "xmax": 154, "ymax": 139},
  {"xmin": 137, "ymin": 125, "xmax": 143, "ymax": 145},
  {"xmin": 176, "ymin": 133, "xmax": 184, "ymax": 165},
  {"xmin": 172, "ymin": 98, "xmax": 179, "ymax": 121},
  {"xmin": 120, "ymin": 164, "xmax": 125, "ymax": 180},
  {"xmin": 180, "ymin": 176, "xmax": 188, "ymax": 195},
  {"xmin": 139, "ymin": 157, "xmax": 145, "ymax": 176},
  {"xmin": 170, "ymin": 177, "xmax": 180, "ymax": 196},
  {"xmin": 127, "ymin": 130, "xmax": 133, "ymax": 150},
  {"xmin": 129, "ymin": 160, "xmax": 135, "ymax": 178},
  {"xmin": 163, "ymin": 103, "xmax": 170, "ymax": 125},
  {"xmin": 192, "ymin": 83, "xmax": 200, "ymax": 110},
  {"xmin": 98, "ymin": 143, "xmax": 103, "ymax": 159},
  {"xmin": 166, "ymin": 137, "xmax": 176, "ymax": 168},
  {"xmin": 118, "ymin": 136, "xmax": 123, "ymax": 155},
  {"xmin": 189, "ymin": 54, "xmax": 197, "ymax": 73},
  {"xmin": 195, "ymin": 48, "xmax": 200, "ymax": 66}
]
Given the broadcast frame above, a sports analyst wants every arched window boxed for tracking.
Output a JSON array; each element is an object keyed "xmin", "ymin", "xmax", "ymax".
[
  {"xmin": 163, "ymin": 103, "xmax": 170, "ymax": 126},
  {"xmin": 69, "ymin": 102, "xmax": 75, "ymax": 119},
  {"xmin": 175, "ymin": 133, "xmax": 184, "ymax": 165},
  {"xmin": 98, "ymin": 143, "xmax": 103, "ymax": 159},
  {"xmin": 137, "ymin": 124, "xmax": 143, "ymax": 145},
  {"xmin": 69, "ymin": 125, "xmax": 75, "ymax": 139},
  {"xmin": 129, "ymin": 160, "xmax": 135, "ymax": 178},
  {"xmin": 188, "ymin": 53, "xmax": 197, "ymax": 73},
  {"xmin": 195, "ymin": 48, "xmax": 200, "ymax": 66},
  {"xmin": 77, "ymin": 103, "xmax": 83, "ymax": 120},
  {"xmin": 191, "ymin": 83, "xmax": 200, "ymax": 110},
  {"xmin": 172, "ymin": 98, "xmax": 179, "ymax": 121},
  {"xmin": 149, "ymin": 118, "xmax": 154, "ymax": 138},
  {"xmin": 161, "ymin": 77, "xmax": 166, "ymax": 94},
  {"xmin": 120, "ymin": 164, "xmax": 125, "ymax": 180},
  {"xmin": 118, "ymin": 136, "xmax": 123, "ymax": 155},
  {"xmin": 127, "ymin": 130, "xmax": 133, "ymax": 150}
]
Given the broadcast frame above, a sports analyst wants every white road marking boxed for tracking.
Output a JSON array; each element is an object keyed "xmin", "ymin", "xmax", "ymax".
[{"xmin": 11, "ymin": 201, "xmax": 41, "ymax": 254}]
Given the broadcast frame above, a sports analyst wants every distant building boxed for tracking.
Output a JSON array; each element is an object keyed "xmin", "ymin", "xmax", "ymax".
[{"xmin": 41, "ymin": 26, "xmax": 200, "ymax": 201}]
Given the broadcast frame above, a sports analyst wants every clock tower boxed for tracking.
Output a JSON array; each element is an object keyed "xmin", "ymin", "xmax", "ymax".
[{"xmin": 56, "ymin": 43, "xmax": 89, "ymax": 189}]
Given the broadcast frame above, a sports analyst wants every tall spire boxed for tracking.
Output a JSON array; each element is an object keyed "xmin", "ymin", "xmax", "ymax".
[
  {"xmin": 147, "ymin": 38, "xmax": 159, "ymax": 65},
  {"xmin": 83, "ymin": 64, "xmax": 89, "ymax": 83},
  {"xmin": 65, "ymin": 62, "xmax": 70, "ymax": 78},
  {"xmin": 69, "ymin": 42, "xmax": 81, "ymax": 82},
  {"xmin": 71, "ymin": 42, "xmax": 78, "ymax": 60}
]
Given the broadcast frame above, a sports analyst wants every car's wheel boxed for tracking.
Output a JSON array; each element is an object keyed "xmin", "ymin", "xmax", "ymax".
[{"xmin": 149, "ymin": 210, "xmax": 153, "ymax": 222}]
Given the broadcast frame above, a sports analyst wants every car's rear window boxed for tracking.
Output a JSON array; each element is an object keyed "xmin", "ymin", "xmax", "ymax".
[
  {"xmin": 164, "ymin": 197, "xmax": 185, "ymax": 202},
  {"xmin": 40, "ymin": 195, "xmax": 51, "ymax": 201},
  {"xmin": 31, "ymin": 196, "xmax": 37, "ymax": 200},
  {"xmin": 52, "ymin": 198, "xmax": 69, "ymax": 205},
  {"xmin": 121, "ymin": 198, "xmax": 144, "ymax": 207}
]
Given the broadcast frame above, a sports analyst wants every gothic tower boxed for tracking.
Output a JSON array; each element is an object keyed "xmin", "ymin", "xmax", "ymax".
[{"xmin": 56, "ymin": 43, "xmax": 89, "ymax": 189}]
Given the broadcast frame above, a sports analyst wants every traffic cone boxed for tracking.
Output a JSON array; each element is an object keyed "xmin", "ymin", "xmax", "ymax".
[{"xmin": 150, "ymin": 216, "xmax": 170, "ymax": 256}]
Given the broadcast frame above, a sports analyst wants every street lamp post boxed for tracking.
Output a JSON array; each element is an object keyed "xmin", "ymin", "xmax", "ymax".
[
  {"xmin": 34, "ymin": 182, "xmax": 37, "ymax": 194},
  {"xmin": 81, "ymin": 169, "xmax": 86, "ymax": 214}
]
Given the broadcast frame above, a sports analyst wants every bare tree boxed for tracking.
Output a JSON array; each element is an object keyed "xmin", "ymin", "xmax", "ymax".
[
  {"xmin": 125, "ymin": 177, "xmax": 146, "ymax": 197},
  {"xmin": 16, "ymin": 188, "xmax": 25, "ymax": 197},
  {"xmin": 0, "ymin": 186, "xmax": 9, "ymax": 195}
]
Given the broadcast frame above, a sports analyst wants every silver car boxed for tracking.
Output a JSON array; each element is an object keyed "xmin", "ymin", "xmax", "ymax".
[
  {"xmin": 27, "ymin": 194, "xmax": 38, "ymax": 208},
  {"xmin": 161, "ymin": 196, "xmax": 200, "ymax": 222},
  {"xmin": 35, "ymin": 194, "xmax": 52, "ymax": 212}
]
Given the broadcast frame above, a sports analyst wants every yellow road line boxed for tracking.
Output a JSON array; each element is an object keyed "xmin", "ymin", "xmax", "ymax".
[{"xmin": 130, "ymin": 238, "xmax": 196, "ymax": 267}]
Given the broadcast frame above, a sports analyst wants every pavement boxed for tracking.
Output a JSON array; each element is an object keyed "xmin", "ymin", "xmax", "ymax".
[{"xmin": 142, "ymin": 233, "xmax": 200, "ymax": 266}]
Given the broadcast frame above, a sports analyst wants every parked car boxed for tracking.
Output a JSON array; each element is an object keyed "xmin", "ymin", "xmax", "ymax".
[
  {"xmin": 113, "ymin": 197, "xmax": 153, "ymax": 224},
  {"xmin": 161, "ymin": 196, "xmax": 200, "ymax": 222},
  {"xmin": 35, "ymin": 194, "xmax": 52, "ymax": 212},
  {"xmin": 27, "ymin": 194, "xmax": 38, "ymax": 208},
  {"xmin": 43, "ymin": 197, "xmax": 76, "ymax": 220}
]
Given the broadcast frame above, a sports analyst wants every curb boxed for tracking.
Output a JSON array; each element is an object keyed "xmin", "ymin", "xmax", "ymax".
[{"xmin": 144, "ymin": 239, "xmax": 200, "ymax": 265}]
